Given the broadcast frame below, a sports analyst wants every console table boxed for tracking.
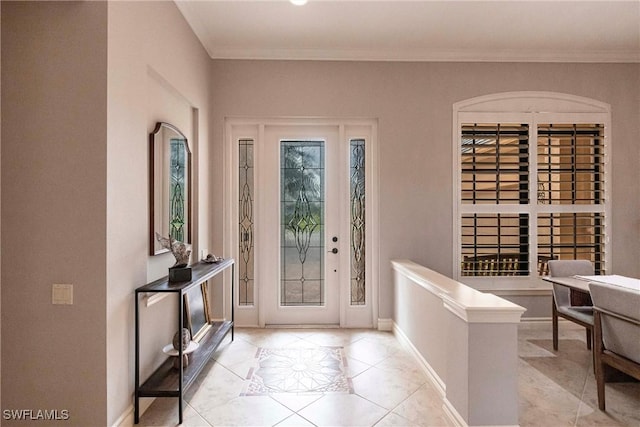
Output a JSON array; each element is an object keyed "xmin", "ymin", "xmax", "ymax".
[{"xmin": 134, "ymin": 259, "xmax": 234, "ymax": 424}]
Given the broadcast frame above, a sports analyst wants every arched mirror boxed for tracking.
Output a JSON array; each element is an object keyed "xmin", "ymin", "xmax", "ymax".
[{"xmin": 150, "ymin": 122, "xmax": 192, "ymax": 255}]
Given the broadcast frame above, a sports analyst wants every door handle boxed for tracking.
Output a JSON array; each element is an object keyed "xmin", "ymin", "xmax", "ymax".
[{"xmin": 328, "ymin": 248, "xmax": 338, "ymax": 254}]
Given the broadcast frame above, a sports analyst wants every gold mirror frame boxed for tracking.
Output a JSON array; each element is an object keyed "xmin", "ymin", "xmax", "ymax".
[
  {"xmin": 149, "ymin": 122, "xmax": 192, "ymax": 255},
  {"xmin": 183, "ymin": 282, "xmax": 212, "ymax": 342}
]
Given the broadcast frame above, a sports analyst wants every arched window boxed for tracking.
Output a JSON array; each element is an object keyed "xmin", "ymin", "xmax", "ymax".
[{"xmin": 453, "ymin": 92, "xmax": 611, "ymax": 291}]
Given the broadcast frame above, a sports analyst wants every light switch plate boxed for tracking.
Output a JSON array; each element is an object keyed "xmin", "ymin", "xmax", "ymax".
[{"xmin": 52, "ymin": 284, "xmax": 73, "ymax": 305}]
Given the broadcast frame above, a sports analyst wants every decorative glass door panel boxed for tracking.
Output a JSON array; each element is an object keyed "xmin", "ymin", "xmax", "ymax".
[
  {"xmin": 281, "ymin": 141, "xmax": 325, "ymax": 306},
  {"xmin": 262, "ymin": 125, "xmax": 340, "ymax": 325},
  {"xmin": 229, "ymin": 120, "xmax": 376, "ymax": 327},
  {"xmin": 238, "ymin": 139, "xmax": 255, "ymax": 306},
  {"xmin": 350, "ymin": 139, "xmax": 366, "ymax": 305}
]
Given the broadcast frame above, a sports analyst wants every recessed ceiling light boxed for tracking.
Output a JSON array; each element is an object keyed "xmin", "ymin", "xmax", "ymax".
[{"xmin": 290, "ymin": 0, "xmax": 308, "ymax": 5}]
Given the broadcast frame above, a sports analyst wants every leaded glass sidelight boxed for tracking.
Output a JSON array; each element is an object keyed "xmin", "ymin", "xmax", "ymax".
[
  {"xmin": 238, "ymin": 139, "xmax": 255, "ymax": 306},
  {"xmin": 170, "ymin": 138, "xmax": 186, "ymax": 242},
  {"xmin": 350, "ymin": 139, "xmax": 366, "ymax": 305},
  {"xmin": 280, "ymin": 141, "xmax": 325, "ymax": 306}
]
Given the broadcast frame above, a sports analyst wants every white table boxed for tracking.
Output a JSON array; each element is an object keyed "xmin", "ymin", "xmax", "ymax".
[
  {"xmin": 575, "ymin": 274, "xmax": 640, "ymax": 291},
  {"xmin": 543, "ymin": 275, "xmax": 640, "ymax": 293},
  {"xmin": 543, "ymin": 275, "xmax": 591, "ymax": 293}
]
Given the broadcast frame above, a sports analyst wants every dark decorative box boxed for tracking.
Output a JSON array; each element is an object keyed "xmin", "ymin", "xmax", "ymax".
[{"xmin": 169, "ymin": 266, "xmax": 192, "ymax": 282}]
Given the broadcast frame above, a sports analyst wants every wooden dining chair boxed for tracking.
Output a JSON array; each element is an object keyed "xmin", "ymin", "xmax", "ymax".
[
  {"xmin": 547, "ymin": 260, "xmax": 595, "ymax": 351},
  {"xmin": 589, "ymin": 282, "xmax": 640, "ymax": 411},
  {"xmin": 461, "ymin": 254, "xmax": 555, "ymax": 276}
]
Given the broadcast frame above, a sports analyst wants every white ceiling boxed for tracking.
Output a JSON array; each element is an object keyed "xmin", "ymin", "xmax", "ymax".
[{"xmin": 175, "ymin": 0, "xmax": 640, "ymax": 63}]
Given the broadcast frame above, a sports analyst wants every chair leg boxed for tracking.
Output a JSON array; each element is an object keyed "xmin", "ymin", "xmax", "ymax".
[
  {"xmin": 595, "ymin": 360, "xmax": 606, "ymax": 410},
  {"xmin": 552, "ymin": 296, "xmax": 559, "ymax": 351},
  {"xmin": 589, "ymin": 328, "xmax": 596, "ymax": 375},
  {"xmin": 586, "ymin": 328, "xmax": 592, "ymax": 350},
  {"xmin": 593, "ymin": 311, "xmax": 606, "ymax": 411}
]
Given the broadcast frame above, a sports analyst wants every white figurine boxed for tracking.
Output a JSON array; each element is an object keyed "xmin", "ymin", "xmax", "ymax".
[{"xmin": 156, "ymin": 232, "xmax": 191, "ymax": 268}]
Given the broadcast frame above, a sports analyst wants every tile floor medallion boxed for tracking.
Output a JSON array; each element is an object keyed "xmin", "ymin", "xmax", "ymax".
[{"xmin": 242, "ymin": 346, "xmax": 354, "ymax": 396}]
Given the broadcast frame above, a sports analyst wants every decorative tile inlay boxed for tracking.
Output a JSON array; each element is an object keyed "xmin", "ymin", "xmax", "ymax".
[{"xmin": 242, "ymin": 347, "xmax": 353, "ymax": 396}]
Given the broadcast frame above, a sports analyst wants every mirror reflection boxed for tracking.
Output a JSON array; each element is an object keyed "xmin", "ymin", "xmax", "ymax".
[{"xmin": 150, "ymin": 122, "xmax": 191, "ymax": 255}]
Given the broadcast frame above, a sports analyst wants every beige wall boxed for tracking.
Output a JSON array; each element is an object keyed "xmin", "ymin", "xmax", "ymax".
[
  {"xmin": 1, "ymin": 1, "xmax": 638, "ymax": 425},
  {"xmin": 209, "ymin": 60, "xmax": 640, "ymax": 319},
  {"xmin": 107, "ymin": 1, "xmax": 211, "ymax": 425},
  {"xmin": 2, "ymin": 2, "xmax": 109, "ymax": 425},
  {"xmin": 2, "ymin": 1, "xmax": 210, "ymax": 425}
]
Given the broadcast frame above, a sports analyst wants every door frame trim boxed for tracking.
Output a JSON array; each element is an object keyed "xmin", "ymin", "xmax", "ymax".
[{"xmin": 224, "ymin": 117, "xmax": 379, "ymax": 328}]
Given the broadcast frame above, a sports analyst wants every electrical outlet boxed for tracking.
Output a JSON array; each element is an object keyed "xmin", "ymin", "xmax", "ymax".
[{"xmin": 52, "ymin": 284, "xmax": 73, "ymax": 305}]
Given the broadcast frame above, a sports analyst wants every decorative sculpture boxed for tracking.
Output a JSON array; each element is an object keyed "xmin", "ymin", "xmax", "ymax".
[
  {"xmin": 156, "ymin": 232, "xmax": 191, "ymax": 267},
  {"xmin": 173, "ymin": 329, "xmax": 190, "ymax": 368},
  {"xmin": 156, "ymin": 232, "xmax": 192, "ymax": 281},
  {"xmin": 172, "ymin": 328, "xmax": 191, "ymax": 351}
]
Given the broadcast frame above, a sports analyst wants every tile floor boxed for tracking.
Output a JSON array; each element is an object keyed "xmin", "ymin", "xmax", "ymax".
[{"xmin": 138, "ymin": 323, "xmax": 640, "ymax": 427}]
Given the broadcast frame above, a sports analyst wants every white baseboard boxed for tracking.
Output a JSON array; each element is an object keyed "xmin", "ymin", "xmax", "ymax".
[
  {"xmin": 441, "ymin": 399, "xmax": 519, "ymax": 427},
  {"xmin": 393, "ymin": 321, "xmax": 519, "ymax": 427},
  {"xmin": 392, "ymin": 322, "xmax": 446, "ymax": 398},
  {"xmin": 112, "ymin": 405, "xmax": 133, "ymax": 427},
  {"xmin": 443, "ymin": 397, "xmax": 468, "ymax": 427},
  {"xmin": 377, "ymin": 318, "xmax": 393, "ymax": 331},
  {"xmin": 112, "ymin": 399, "xmax": 154, "ymax": 427}
]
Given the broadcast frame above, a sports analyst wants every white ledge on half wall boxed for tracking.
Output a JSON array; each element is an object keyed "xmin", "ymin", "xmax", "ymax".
[
  {"xmin": 391, "ymin": 259, "xmax": 526, "ymax": 427},
  {"xmin": 391, "ymin": 259, "xmax": 526, "ymax": 323}
]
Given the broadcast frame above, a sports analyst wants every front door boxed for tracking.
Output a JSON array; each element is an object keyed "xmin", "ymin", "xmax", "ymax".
[
  {"xmin": 228, "ymin": 118, "xmax": 377, "ymax": 328},
  {"xmin": 261, "ymin": 125, "xmax": 341, "ymax": 325}
]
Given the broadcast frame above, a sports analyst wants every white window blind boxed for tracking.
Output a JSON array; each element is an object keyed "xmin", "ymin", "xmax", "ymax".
[{"xmin": 458, "ymin": 120, "xmax": 607, "ymax": 279}]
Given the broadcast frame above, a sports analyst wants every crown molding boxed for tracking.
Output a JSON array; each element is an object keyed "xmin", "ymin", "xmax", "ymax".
[{"xmin": 206, "ymin": 46, "xmax": 640, "ymax": 63}]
